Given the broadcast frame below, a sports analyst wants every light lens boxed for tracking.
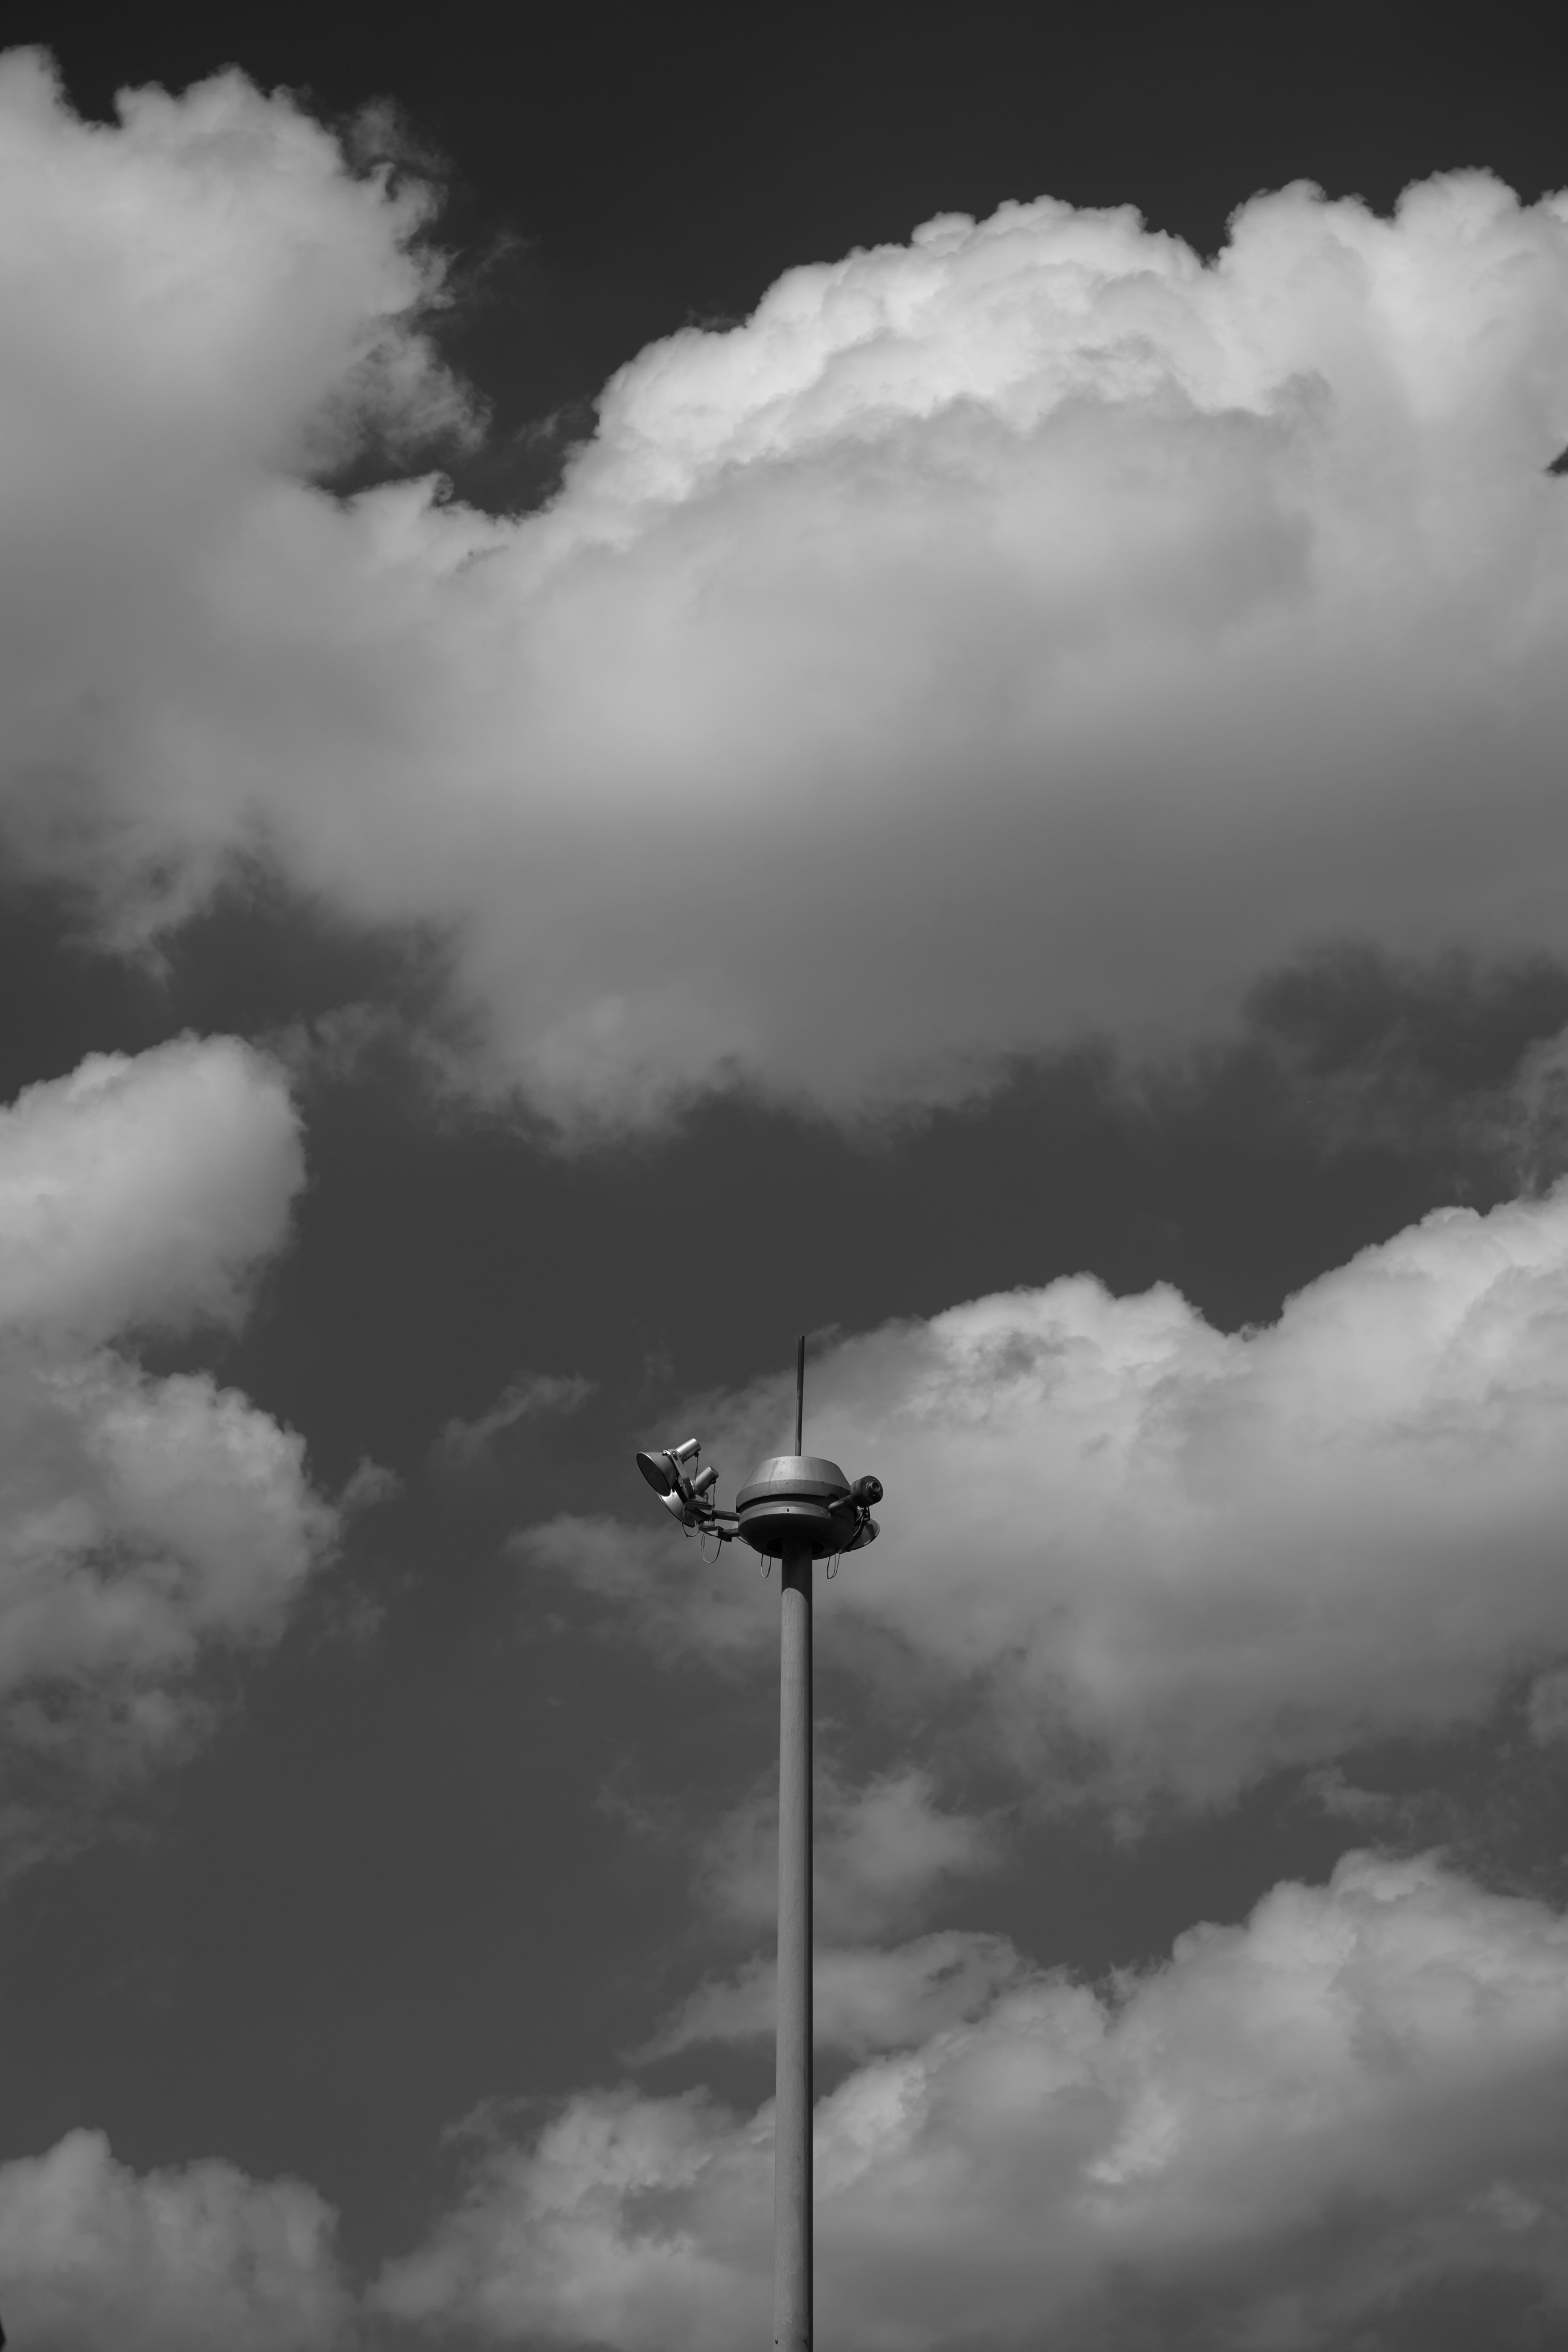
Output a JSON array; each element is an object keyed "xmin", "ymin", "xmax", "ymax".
[{"xmin": 635, "ymin": 1450, "xmax": 675, "ymax": 1497}]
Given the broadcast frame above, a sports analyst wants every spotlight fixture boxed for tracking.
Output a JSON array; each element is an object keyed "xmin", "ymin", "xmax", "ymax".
[{"xmin": 633, "ymin": 1436, "xmax": 698, "ymax": 1487}]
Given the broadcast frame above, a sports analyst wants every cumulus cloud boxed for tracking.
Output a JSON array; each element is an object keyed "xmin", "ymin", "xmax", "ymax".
[
  {"xmin": 374, "ymin": 1854, "xmax": 1568, "ymax": 2350},
  {"xmin": 4, "ymin": 56, "xmax": 1568, "ymax": 1119},
  {"xmin": 0, "ymin": 1033, "xmax": 304, "ymax": 1340},
  {"xmin": 0, "ymin": 1037, "xmax": 332, "ymax": 1844},
  {"xmin": 0, "ymin": 2128, "xmax": 350, "ymax": 2350},
  {"xmin": 0, "ymin": 1349, "xmax": 329, "ymax": 1689},
  {"xmin": 534, "ymin": 1180, "xmax": 1568, "ymax": 1806}
]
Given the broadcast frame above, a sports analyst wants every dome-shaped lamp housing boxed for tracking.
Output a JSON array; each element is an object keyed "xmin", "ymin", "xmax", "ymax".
[{"xmin": 735, "ymin": 1456, "xmax": 879, "ymax": 1560}]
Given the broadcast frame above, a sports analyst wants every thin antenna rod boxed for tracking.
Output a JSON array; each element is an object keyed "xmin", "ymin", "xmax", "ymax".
[{"xmin": 795, "ymin": 1334, "xmax": 806, "ymax": 1454}]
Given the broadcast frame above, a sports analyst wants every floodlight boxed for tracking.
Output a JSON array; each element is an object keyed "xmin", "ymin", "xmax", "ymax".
[{"xmin": 635, "ymin": 1450, "xmax": 676, "ymax": 1496}]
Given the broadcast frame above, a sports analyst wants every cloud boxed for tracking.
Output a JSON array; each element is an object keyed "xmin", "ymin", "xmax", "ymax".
[
  {"xmin": 0, "ymin": 1037, "xmax": 332, "ymax": 1851},
  {"xmin": 697, "ymin": 1767, "xmax": 998, "ymax": 1941},
  {"xmin": 1526, "ymin": 1669, "xmax": 1568, "ymax": 1744},
  {"xmin": 635, "ymin": 1770, "xmax": 1004, "ymax": 2060},
  {"xmin": 534, "ymin": 1180, "xmax": 1568, "ymax": 1806},
  {"xmin": 374, "ymin": 1854, "xmax": 1568, "ymax": 2350},
  {"xmin": 437, "ymin": 1370, "xmax": 596, "ymax": 1462},
  {"xmin": 4, "ymin": 56, "xmax": 1568, "ymax": 1120},
  {"xmin": 0, "ymin": 2127, "xmax": 350, "ymax": 2351},
  {"xmin": 0, "ymin": 1348, "xmax": 330, "ymax": 1689},
  {"xmin": 644, "ymin": 1931, "xmax": 1025, "ymax": 2062},
  {"xmin": 0, "ymin": 1033, "xmax": 304, "ymax": 1340}
]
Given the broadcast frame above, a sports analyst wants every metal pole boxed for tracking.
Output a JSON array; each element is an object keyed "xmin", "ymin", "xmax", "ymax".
[{"xmin": 774, "ymin": 1548, "xmax": 812, "ymax": 2352}]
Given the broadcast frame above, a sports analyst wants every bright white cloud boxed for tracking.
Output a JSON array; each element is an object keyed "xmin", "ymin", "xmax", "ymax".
[
  {"xmin": 4, "ymin": 55, "xmax": 1568, "ymax": 1120},
  {"xmin": 0, "ymin": 2128, "xmax": 350, "ymax": 2351},
  {"xmin": 535, "ymin": 1180, "xmax": 1568, "ymax": 1805},
  {"xmin": 0, "ymin": 1348, "xmax": 330, "ymax": 1695},
  {"xmin": 0, "ymin": 1038, "xmax": 331, "ymax": 1836},
  {"xmin": 374, "ymin": 1854, "xmax": 1568, "ymax": 2350},
  {"xmin": 0, "ymin": 1034, "xmax": 303, "ymax": 1340}
]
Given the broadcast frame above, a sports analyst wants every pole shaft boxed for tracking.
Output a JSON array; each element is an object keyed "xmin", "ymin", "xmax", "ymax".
[{"xmin": 774, "ymin": 1552, "xmax": 812, "ymax": 2352}]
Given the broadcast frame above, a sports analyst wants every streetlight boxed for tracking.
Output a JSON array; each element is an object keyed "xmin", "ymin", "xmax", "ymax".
[{"xmin": 635, "ymin": 1336, "xmax": 883, "ymax": 2352}]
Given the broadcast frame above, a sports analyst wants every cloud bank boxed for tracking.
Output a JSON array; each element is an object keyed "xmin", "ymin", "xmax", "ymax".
[
  {"xmin": 376, "ymin": 1853, "xmax": 1568, "ymax": 2350},
  {"xmin": 0, "ymin": 1036, "xmax": 332, "ymax": 1847},
  {"xmin": 3, "ymin": 54, "xmax": 1568, "ymax": 1118},
  {"xmin": 18, "ymin": 1857, "xmax": 1567, "ymax": 2352},
  {"xmin": 539, "ymin": 1180, "xmax": 1568, "ymax": 1806},
  {"xmin": 0, "ymin": 2129, "xmax": 350, "ymax": 2351}
]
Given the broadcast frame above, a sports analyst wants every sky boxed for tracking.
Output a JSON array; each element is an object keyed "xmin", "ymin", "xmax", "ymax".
[{"xmin": 4, "ymin": 2, "xmax": 1568, "ymax": 2345}]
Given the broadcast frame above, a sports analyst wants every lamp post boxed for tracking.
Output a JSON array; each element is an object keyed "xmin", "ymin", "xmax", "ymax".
[{"xmin": 635, "ymin": 1338, "xmax": 883, "ymax": 2352}]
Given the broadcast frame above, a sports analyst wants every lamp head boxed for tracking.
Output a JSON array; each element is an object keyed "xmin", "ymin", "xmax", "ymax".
[
  {"xmin": 635, "ymin": 1438, "xmax": 704, "ymax": 1504},
  {"xmin": 635, "ymin": 1450, "xmax": 676, "ymax": 1497}
]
